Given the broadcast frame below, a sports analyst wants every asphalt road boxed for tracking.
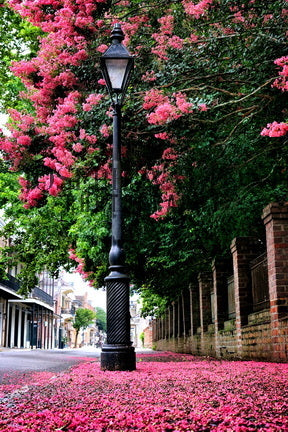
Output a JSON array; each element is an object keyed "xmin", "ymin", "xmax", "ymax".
[{"xmin": 0, "ymin": 347, "xmax": 101, "ymax": 383}]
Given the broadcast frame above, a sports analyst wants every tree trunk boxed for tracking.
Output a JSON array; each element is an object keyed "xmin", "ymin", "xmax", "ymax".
[{"xmin": 75, "ymin": 330, "xmax": 79, "ymax": 348}]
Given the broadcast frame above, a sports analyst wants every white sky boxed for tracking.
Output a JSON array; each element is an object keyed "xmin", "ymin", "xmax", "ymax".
[
  {"xmin": 62, "ymin": 272, "xmax": 107, "ymax": 310},
  {"xmin": 0, "ymin": 113, "xmax": 10, "ymax": 136}
]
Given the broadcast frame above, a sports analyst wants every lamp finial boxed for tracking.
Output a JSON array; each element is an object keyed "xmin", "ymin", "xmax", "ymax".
[{"xmin": 111, "ymin": 23, "xmax": 124, "ymax": 44}]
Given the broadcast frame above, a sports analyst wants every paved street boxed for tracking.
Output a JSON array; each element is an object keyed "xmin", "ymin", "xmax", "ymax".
[
  {"xmin": 0, "ymin": 347, "xmax": 155, "ymax": 383},
  {"xmin": 0, "ymin": 347, "xmax": 101, "ymax": 383}
]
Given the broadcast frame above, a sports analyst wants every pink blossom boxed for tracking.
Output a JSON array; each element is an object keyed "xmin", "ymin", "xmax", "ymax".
[
  {"xmin": 22, "ymin": 187, "xmax": 43, "ymax": 208},
  {"xmin": 168, "ymin": 35, "xmax": 184, "ymax": 50},
  {"xmin": 182, "ymin": 0, "xmax": 214, "ymax": 19},
  {"xmin": 198, "ymin": 103, "xmax": 208, "ymax": 111},
  {"xmin": 1, "ymin": 355, "xmax": 288, "ymax": 431},
  {"xmin": 147, "ymin": 103, "xmax": 181, "ymax": 125},
  {"xmin": 190, "ymin": 33, "xmax": 199, "ymax": 42},
  {"xmin": 154, "ymin": 132, "xmax": 170, "ymax": 140},
  {"xmin": 142, "ymin": 70, "xmax": 157, "ymax": 82},
  {"xmin": 16, "ymin": 135, "xmax": 32, "ymax": 146},
  {"xmin": 51, "ymin": 147, "xmax": 75, "ymax": 167},
  {"xmin": 83, "ymin": 93, "xmax": 104, "ymax": 111},
  {"xmin": 97, "ymin": 44, "xmax": 108, "ymax": 53},
  {"xmin": 272, "ymin": 56, "xmax": 288, "ymax": 91},
  {"xmin": 143, "ymin": 89, "xmax": 169, "ymax": 110},
  {"xmin": 261, "ymin": 121, "xmax": 288, "ymax": 137},
  {"xmin": 85, "ymin": 93, "xmax": 104, "ymax": 106},
  {"xmin": 95, "ymin": 162, "xmax": 112, "ymax": 180},
  {"xmin": 174, "ymin": 92, "xmax": 193, "ymax": 113},
  {"xmin": 18, "ymin": 176, "xmax": 28, "ymax": 188},
  {"xmin": 99, "ymin": 124, "xmax": 111, "ymax": 137},
  {"xmin": 162, "ymin": 147, "xmax": 178, "ymax": 160},
  {"xmin": 158, "ymin": 15, "xmax": 174, "ymax": 35},
  {"xmin": 72, "ymin": 142, "xmax": 84, "ymax": 152},
  {"xmin": 233, "ymin": 11, "xmax": 245, "ymax": 23}
]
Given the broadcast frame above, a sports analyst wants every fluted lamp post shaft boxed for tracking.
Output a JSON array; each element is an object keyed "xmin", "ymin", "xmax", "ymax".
[{"xmin": 100, "ymin": 23, "xmax": 136, "ymax": 371}]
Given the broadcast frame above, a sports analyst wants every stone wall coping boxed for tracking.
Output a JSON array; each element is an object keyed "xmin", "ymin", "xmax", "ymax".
[{"xmin": 262, "ymin": 202, "xmax": 288, "ymax": 225}]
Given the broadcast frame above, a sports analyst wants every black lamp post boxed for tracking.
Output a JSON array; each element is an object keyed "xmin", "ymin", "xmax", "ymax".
[{"xmin": 100, "ymin": 23, "xmax": 136, "ymax": 371}]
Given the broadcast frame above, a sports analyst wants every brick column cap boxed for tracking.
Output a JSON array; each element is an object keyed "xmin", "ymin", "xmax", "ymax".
[
  {"xmin": 198, "ymin": 272, "xmax": 212, "ymax": 283},
  {"xmin": 262, "ymin": 202, "xmax": 288, "ymax": 225},
  {"xmin": 230, "ymin": 236, "xmax": 262, "ymax": 254},
  {"xmin": 211, "ymin": 256, "xmax": 232, "ymax": 273}
]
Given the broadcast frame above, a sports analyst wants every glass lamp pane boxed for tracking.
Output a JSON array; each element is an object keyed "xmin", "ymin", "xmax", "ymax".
[{"xmin": 105, "ymin": 59, "xmax": 129, "ymax": 91}]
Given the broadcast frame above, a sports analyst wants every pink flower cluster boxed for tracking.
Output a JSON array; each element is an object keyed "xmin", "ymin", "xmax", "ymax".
[
  {"xmin": 0, "ymin": 353, "xmax": 287, "ymax": 431},
  {"xmin": 144, "ymin": 90, "xmax": 193, "ymax": 125},
  {"xmin": 182, "ymin": 0, "xmax": 214, "ymax": 19},
  {"xmin": 261, "ymin": 121, "xmax": 288, "ymax": 138},
  {"xmin": 146, "ymin": 145, "xmax": 183, "ymax": 219},
  {"xmin": 152, "ymin": 15, "xmax": 184, "ymax": 60},
  {"xmin": 272, "ymin": 56, "xmax": 288, "ymax": 92},
  {"xmin": 18, "ymin": 174, "xmax": 65, "ymax": 208},
  {"xmin": 261, "ymin": 56, "xmax": 288, "ymax": 138},
  {"xmin": 121, "ymin": 15, "xmax": 150, "ymax": 46},
  {"xmin": 141, "ymin": 70, "xmax": 157, "ymax": 82},
  {"xmin": 68, "ymin": 248, "xmax": 94, "ymax": 285},
  {"xmin": 0, "ymin": 0, "xmax": 109, "ymax": 206},
  {"xmin": 82, "ymin": 93, "xmax": 104, "ymax": 112}
]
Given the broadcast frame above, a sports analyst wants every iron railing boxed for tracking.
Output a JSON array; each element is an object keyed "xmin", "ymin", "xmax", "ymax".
[
  {"xmin": 30, "ymin": 286, "xmax": 54, "ymax": 306},
  {"xmin": 250, "ymin": 253, "xmax": 269, "ymax": 312},
  {"xmin": 227, "ymin": 275, "xmax": 236, "ymax": 319},
  {"xmin": 0, "ymin": 274, "xmax": 20, "ymax": 293}
]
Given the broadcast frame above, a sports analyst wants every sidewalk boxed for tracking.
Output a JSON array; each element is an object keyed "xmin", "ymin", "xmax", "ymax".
[{"xmin": 0, "ymin": 351, "xmax": 287, "ymax": 431}]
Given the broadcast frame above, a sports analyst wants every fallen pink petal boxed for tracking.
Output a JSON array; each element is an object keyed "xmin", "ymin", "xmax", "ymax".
[{"xmin": 0, "ymin": 352, "xmax": 287, "ymax": 431}]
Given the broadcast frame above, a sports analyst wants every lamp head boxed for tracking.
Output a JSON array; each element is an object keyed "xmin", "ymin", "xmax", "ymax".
[{"xmin": 100, "ymin": 24, "xmax": 134, "ymax": 105}]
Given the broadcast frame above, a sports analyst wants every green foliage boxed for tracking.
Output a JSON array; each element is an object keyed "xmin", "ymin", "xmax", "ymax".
[
  {"xmin": 73, "ymin": 308, "xmax": 96, "ymax": 332},
  {"xmin": 95, "ymin": 306, "xmax": 106, "ymax": 332},
  {"xmin": 73, "ymin": 307, "xmax": 96, "ymax": 347},
  {"xmin": 139, "ymin": 331, "xmax": 145, "ymax": 347},
  {"xmin": 0, "ymin": 5, "xmax": 42, "ymax": 111},
  {"xmin": 0, "ymin": 173, "xmax": 75, "ymax": 295},
  {"xmin": 139, "ymin": 287, "xmax": 169, "ymax": 318},
  {"xmin": 0, "ymin": 0, "xmax": 287, "ymax": 317}
]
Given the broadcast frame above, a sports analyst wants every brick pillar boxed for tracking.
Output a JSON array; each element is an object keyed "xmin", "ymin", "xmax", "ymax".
[
  {"xmin": 212, "ymin": 258, "xmax": 231, "ymax": 356},
  {"xmin": 212, "ymin": 258, "xmax": 231, "ymax": 329},
  {"xmin": 160, "ymin": 315, "xmax": 163, "ymax": 340},
  {"xmin": 189, "ymin": 282, "xmax": 200, "ymax": 334},
  {"xmin": 178, "ymin": 296, "xmax": 184, "ymax": 337},
  {"xmin": 164, "ymin": 311, "xmax": 168, "ymax": 339},
  {"xmin": 152, "ymin": 319, "xmax": 156, "ymax": 342},
  {"xmin": 198, "ymin": 272, "xmax": 213, "ymax": 334},
  {"xmin": 172, "ymin": 302, "xmax": 176, "ymax": 339},
  {"xmin": 165, "ymin": 307, "xmax": 169, "ymax": 339},
  {"xmin": 262, "ymin": 203, "xmax": 288, "ymax": 361},
  {"xmin": 168, "ymin": 306, "xmax": 173, "ymax": 338},
  {"xmin": 182, "ymin": 289, "xmax": 191, "ymax": 337},
  {"xmin": 230, "ymin": 237, "xmax": 262, "ymax": 357}
]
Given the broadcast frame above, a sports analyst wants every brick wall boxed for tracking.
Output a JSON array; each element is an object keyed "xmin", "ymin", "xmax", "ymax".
[
  {"xmin": 153, "ymin": 203, "xmax": 288, "ymax": 362},
  {"xmin": 143, "ymin": 325, "xmax": 153, "ymax": 348}
]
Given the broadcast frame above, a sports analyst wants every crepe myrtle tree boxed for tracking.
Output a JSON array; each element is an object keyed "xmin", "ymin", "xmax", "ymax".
[{"xmin": 0, "ymin": 0, "xmax": 287, "ymax": 313}]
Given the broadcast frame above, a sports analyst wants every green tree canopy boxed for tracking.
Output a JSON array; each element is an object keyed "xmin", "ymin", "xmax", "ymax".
[
  {"xmin": 95, "ymin": 306, "xmax": 106, "ymax": 332},
  {"xmin": 0, "ymin": 0, "xmax": 287, "ymax": 314},
  {"xmin": 73, "ymin": 307, "xmax": 96, "ymax": 347},
  {"xmin": 0, "ymin": 3, "xmax": 42, "ymax": 111}
]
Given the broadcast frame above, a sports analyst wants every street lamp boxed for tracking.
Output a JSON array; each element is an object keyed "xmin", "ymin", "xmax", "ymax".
[{"xmin": 100, "ymin": 23, "xmax": 136, "ymax": 371}]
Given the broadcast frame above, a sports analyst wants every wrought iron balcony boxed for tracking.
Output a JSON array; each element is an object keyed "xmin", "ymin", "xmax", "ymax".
[
  {"xmin": 0, "ymin": 274, "xmax": 20, "ymax": 293},
  {"xmin": 30, "ymin": 286, "xmax": 54, "ymax": 306}
]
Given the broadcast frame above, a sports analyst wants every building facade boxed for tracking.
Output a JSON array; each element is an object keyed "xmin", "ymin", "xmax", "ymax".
[{"xmin": 0, "ymin": 271, "xmax": 56, "ymax": 349}]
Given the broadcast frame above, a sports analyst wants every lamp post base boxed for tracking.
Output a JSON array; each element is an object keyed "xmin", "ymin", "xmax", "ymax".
[{"xmin": 101, "ymin": 344, "xmax": 136, "ymax": 371}]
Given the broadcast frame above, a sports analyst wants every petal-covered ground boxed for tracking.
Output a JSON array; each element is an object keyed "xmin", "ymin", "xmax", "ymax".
[{"xmin": 0, "ymin": 352, "xmax": 287, "ymax": 431}]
